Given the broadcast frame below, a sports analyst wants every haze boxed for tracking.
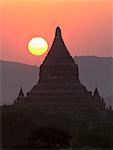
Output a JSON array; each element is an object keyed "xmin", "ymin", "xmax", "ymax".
[{"xmin": 0, "ymin": 0, "xmax": 112, "ymax": 65}]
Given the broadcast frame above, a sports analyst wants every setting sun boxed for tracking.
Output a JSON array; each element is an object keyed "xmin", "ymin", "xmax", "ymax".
[{"xmin": 28, "ymin": 37, "xmax": 48, "ymax": 56}]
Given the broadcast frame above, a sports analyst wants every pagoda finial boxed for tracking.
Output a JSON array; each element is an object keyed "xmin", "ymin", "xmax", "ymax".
[
  {"xmin": 19, "ymin": 87, "xmax": 24, "ymax": 97},
  {"xmin": 16, "ymin": 87, "xmax": 25, "ymax": 102},
  {"xmin": 94, "ymin": 86, "xmax": 100, "ymax": 99},
  {"xmin": 55, "ymin": 26, "xmax": 61, "ymax": 36}
]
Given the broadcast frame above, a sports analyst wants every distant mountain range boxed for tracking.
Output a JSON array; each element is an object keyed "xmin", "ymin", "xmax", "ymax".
[{"xmin": 0, "ymin": 56, "xmax": 113, "ymax": 106}]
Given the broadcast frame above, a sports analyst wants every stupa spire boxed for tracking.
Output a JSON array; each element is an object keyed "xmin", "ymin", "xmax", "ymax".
[
  {"xmin": 39, "ymin": 27, "xmax": 79, "ymax": 82},
  {"xmin": 94, "ymin": 87, "xmax": 100, "ymax": 99},
  {"xmin": 55, "ymin": 26, "xmax": 61, "ymax": 36},
  {"xmin": 43, "ymin": 27, "xmax": 75, "ymax": 65},
  {"xmin": 16, "ymin": 87, "xmax": 25, "ymax": 103},
  {"xmin": 51, "ymin": 26, "xmax": 66, "ymax": 50},
  {"xmin": 18, "ymin": 87, "xmax": 24, "ymax": 97}
]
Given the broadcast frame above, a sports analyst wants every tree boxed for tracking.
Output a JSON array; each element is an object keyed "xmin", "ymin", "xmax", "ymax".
[{"xmin": 18, "ymin": 127, "xmax": 72, "ymax": 149}]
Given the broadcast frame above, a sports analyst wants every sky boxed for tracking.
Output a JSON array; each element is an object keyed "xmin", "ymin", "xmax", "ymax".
[{"xmin": 0, "ymin": 0, "xmax": 112, "ymax": 65}]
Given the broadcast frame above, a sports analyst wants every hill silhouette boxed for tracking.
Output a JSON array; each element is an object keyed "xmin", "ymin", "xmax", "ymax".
[
  {"xmin": 0, "ymin": 56, "xmax": 113, "ymax": 106},
  {"xmin": 74, "ymin": 56, "xmax": 113, "ymax": 97}
]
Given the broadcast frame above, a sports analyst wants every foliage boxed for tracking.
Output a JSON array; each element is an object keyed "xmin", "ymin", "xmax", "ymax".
[
  {"xmin": 14, "ymin": 127, "xmax": 72, "ymax": 149},
  {"xmin": 72, "ymin": 121, "xmax": 113, "ymax": 149}
]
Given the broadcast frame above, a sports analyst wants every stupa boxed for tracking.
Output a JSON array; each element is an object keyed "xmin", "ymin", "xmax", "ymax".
[
  {"xmin": 25, "ymin": 27, "xmax": 105, "ymax": 112},
  {"xmin": 2, "ymin": 27, "xmax": 112, "ymax": 150}
]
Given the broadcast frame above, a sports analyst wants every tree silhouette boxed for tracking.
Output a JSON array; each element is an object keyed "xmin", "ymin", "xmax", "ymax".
[{"xmin": 15, "ymin": 127, "xmax": 72, "ymax": 149}]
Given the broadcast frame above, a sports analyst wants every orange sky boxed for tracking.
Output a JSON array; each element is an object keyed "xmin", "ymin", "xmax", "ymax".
[{"xmin": 0, "ymin": 0, "xmax": 112, "ymax": 65}]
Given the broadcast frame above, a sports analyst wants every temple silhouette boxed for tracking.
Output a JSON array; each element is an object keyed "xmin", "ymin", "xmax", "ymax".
[
  {"xmin": 16, "ymin": 27, "xmax": 106, "ymax": 112},
  {"xmin": 1, "ymin": 27, "xmax": 113, "ymax": 149}
]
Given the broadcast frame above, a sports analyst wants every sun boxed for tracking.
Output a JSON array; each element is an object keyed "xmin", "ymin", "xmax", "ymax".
[{"xmin": 28, "ymin": 37, "xmax": 48, "ymax": 56}]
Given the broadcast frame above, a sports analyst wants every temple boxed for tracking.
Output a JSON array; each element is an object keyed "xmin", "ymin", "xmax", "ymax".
[
  {"xmin": 15, "ymin": 27, "xmax": 105, "ymax": 110},
  {"xmin": 2, "ymin": 27, "xmax": 113, "ymax": 150},
  {"xmin": 19, "ymin": 26, "xmax": 106, "ymax": 112}
]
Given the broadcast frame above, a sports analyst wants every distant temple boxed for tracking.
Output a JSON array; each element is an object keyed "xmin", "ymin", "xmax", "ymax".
[{"xmin": 15, "ymin": 27, "xmax": 106, "ymax": 112}]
